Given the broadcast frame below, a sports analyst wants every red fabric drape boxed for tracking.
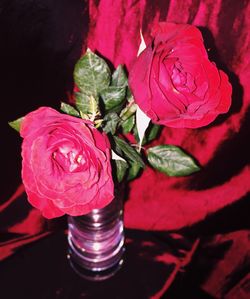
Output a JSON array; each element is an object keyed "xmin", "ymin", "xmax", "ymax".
[{"xmin": 86, "ymin": 0, "xmax": 250, "ymax": 231}]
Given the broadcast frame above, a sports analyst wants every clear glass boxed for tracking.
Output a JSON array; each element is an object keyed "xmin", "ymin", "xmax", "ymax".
[{"xmin": 67, "ymin": 194, "xmax": 125, "ymax": 281}]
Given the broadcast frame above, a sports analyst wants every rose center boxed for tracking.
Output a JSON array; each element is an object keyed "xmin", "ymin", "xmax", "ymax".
[
  {"xmin": 171, "ymin": 62, "xmax": 196, "ymax": 94},
  {"xmin": 171, "ymin": 63, "xmax": 187, "ymax": 89},
  {"xmin": 53, "ymin": 145, "xmax": 85, "ymax": 172},
  {"xmin": 172, "ymin": 65, "xmax": 186, "ymax": 86}
]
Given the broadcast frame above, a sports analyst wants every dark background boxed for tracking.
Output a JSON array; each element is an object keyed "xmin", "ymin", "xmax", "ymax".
[{"xmin": 0, "ymin": 0, "xmax": 87, "ymax": 199}]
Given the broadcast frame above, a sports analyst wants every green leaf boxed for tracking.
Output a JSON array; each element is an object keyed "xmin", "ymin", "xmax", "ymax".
[
  {"xmin": 60, "ymin": 102, "xmax": 80, "ymax": 117},
  {"xmin": 120, "ymin": 114, "xmax": 135, "ymax": 133},
  {"xmin": 75, "ymin": 92, "xmax": 90, "ymax": 114},
  {"xmin": 119, "ymin": 102, "xmax": 137, "ymax": 121},
  {"xmin": 127, "ymin": 161, "xmax": 141, "ymax": 181},
  {"xmin": 147, "ymin": 145, "xmax": 200, "ymax": 177},
  {"xmin": 134, "ymin": 123, "xmax": 161, "ymax": 145},
  {"xmin": 102, "ymin": 112, "xmax": 120, "ymax": 135},
  {"xmin": 8, "ymin": 117, "xmax": 24, "ymax": 133},
  {"xmin": 75, "ymin": 92, "xmax": 100, "ymax": 118},
  {"xmin": 111, "ymin": 65, "xmax": 127, "ymax": 87},
  {"xmin": 126, "ymin": 87, "xmax": 134, "ymax": 103},
  {"xmin": 100, "ymin": 86, "xmax": 126, "ymax": 112},
  {"xmin": 113, "ymin": 136, "xmax": 145, "ymax": 168},
  {"xmin": 132, "ymin": 125, "xmax": 140, "ymax": 144},
  {"xmin": 74, "ymin": 49, "xmax": 111, "ymax": 97},
  {"xmin": 146, "ymin": 124, "xmax": 161, "ymax": 143},
  {"xmin": 114, "ymin": 160, "xmax": 128, "ymax": 183}
]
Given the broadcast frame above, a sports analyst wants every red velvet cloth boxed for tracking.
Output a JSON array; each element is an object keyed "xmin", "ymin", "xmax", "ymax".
[
  {"xmin": 1, "ymin": 1, "xmax": 250, "ymax": 298},
  {"xmin": 86, "ymin": 0, "xmax": 250, "ymax": 231}
]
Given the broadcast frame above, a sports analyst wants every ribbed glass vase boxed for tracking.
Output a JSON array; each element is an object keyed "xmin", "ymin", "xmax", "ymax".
[{"xmin": 67, "ymin": 193, "xmax": 125, "ymax": 281}]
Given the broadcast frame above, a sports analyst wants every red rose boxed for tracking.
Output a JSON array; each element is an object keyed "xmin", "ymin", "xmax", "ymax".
[
  {"xmin": 129, "ymin": 23, "xmax": 232, "ymax": 128},
  {"xmin": 20, "ymin": 107, "xmax": 114, "ymax": 218}
]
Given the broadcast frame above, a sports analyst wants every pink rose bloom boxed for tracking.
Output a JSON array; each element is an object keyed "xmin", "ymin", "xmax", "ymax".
[
  {"xmin": 20, "ymin": 107, "xmax": 114, "ymax": 218},
  {"xmin": 129, "ymin": 22, "xmax": 232, "ymax": 128}
]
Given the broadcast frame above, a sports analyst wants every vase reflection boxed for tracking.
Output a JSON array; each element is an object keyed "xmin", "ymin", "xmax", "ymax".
[{"xmin": 67, "ymin": 194, "xmax": 125, "ymax": 281}]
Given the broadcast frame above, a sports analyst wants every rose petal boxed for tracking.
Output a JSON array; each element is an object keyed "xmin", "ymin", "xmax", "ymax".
[
  {"xmin": 129, "ymin": 22, "xmax": 232, "ymax": 129},
  {"xmin": 21, "ymin": 107, "xmax": 114, "ymax": 218}
]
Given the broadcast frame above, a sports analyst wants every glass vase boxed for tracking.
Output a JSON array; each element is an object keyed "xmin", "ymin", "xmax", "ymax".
[{"xmin": 67, "ymin": 192, "xmax": 125, "ymax": 281}]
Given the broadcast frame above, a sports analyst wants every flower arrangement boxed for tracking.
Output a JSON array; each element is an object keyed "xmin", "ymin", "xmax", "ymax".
[{"xmin": 9, "ymin": 22, "xmax": 231, "ymax": 219}]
